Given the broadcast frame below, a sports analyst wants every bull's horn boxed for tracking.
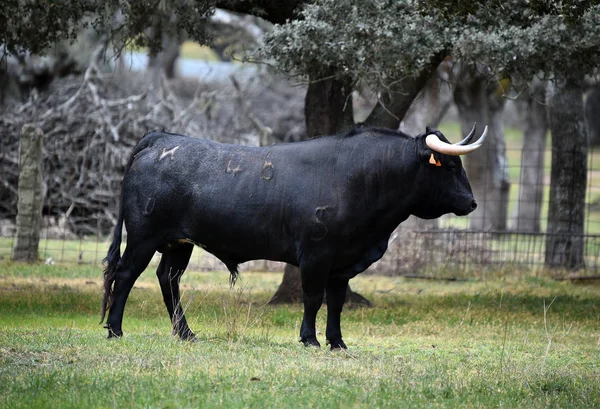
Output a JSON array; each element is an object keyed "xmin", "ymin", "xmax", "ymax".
[
  {"xmin": 426, "ymin": 126, "xmax": 488, "ymax": 156},
  {"xmin": 455, "ymin": 123, "xmax": 477, "ymax": 146}
]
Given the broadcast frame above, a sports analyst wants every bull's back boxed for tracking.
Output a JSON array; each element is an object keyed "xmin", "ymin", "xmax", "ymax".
[
  {"xmin": 122, "ymin": 133, "xmax": 313, "ymax": 261},
  {"xmin": 121, "ymin": 131, "xmax": 394, "ymax": 265}
]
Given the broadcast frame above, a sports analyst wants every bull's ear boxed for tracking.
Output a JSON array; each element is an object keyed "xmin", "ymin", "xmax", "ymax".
[
  {"xmin": 429, "ymin": 153, "xmax": 442, "ymax": 167},
  {"xmin": 417, "ymin": 140, "xmax": 433, "ymax": 162}
]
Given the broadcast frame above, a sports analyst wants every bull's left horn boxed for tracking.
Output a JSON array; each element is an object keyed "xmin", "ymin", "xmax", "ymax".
[
  {"xmin": 426, "ymin": 125, "xmax": 488, "ymax": 156},
  {"xmin": 455, "ymin": 123, "xmax": 477, "ymax": 146}
]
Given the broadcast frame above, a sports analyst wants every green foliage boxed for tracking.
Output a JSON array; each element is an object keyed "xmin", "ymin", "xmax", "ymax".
[
  {"xmin": 4, "ymin": 1, "xmax": 599, "ymax": 86},
  {"xmin": 262, "ymin": 0, "xmax": 600, "ymax": 88},
  {"xmin": 0, "ymin": 0, "xmax": 217, "ymax": 56},
  {"xmin": 0, "ymin": 0, "xmax": 97, "ymax": 54},
  {"xmin": 451, "ymin": 3, "xmax": 600, "ymax": 80},
  {"xmin": 262, "ymin": 0, "xmax": 450, "ymax": 90}
]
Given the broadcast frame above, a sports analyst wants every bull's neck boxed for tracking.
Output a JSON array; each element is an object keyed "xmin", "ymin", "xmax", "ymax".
[{"xmin": 363, "ymin": 136, "xmax": 422, "ymax": 233}]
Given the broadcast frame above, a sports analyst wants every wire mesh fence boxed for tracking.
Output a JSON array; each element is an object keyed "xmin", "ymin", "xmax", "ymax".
[{"xmin": 0, "ymin": 137, "xmax": 600, "ymax": 274}]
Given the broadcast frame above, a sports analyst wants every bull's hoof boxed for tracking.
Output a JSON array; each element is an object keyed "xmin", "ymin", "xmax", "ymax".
[
  {"xmin": 328, "ymin": 339, "xmax": 347, "ymax": 350},
  {"xmin": 300, "ymin": 337, "xmax": 321, "ymax": 348},
  {"xmin": 107, "ymin": 329, "xmax": 123, "ymax": 339},
  {"xmin": 178, "ymin": 330, "xmax": 197, "ymax": 342},
  {"xmin": 104, "ymin": 324, "xmax": 122, "ymax": 339}
]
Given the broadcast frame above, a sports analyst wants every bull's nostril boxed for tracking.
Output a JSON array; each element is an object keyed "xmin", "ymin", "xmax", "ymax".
[{"xmin": 471, "ymin": 200, "xmax": 478, "ymax": 211}]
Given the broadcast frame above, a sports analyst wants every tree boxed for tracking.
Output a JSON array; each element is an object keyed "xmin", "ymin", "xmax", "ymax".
[
  {"xmin": 4, "ymin": 1, "xmax": 600, "ymax": 274},
  {"xmin": 585, "ymin": 86, "xmax": 600, "ymax": 146},
  {"xmin": 452, "ymin": 64, "xmax": 510, "ymax": 231},
  {"xmin": 544, "ymin": 78, "xmax": 588, "ymax": 269},
  {"xmin": 0, "ymin": 1, "xmax": 214, "ymax": 56},
  {"xmin": 512, "ymin": 79, "xmax": 547, "ymax": 233},
  {"xmin": 263, "ymin": 0, "xmax": 600, "ymax": 273},
  {"xmin": 146, "ymin": 17, "xmax": 184, "ymax": 84}
]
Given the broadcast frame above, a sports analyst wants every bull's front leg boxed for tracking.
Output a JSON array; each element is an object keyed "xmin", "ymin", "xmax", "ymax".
[
  {"xmin": 325, "ymin": 277, "xmax": 349, "ymax": 350},
  {"xmin": 299, "ymin": 264, "xmax": 328, "ymax": 348}
]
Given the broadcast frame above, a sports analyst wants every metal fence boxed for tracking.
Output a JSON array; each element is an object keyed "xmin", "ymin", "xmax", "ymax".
[{"xmin": 2, "ymin": 128, "xmax": 600, "ymax": 275}]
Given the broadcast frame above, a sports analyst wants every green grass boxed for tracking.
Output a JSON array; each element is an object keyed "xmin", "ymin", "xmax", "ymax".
[{"xmin": 1, "ymin": 262, "xmax": 599, "ymax": 408}]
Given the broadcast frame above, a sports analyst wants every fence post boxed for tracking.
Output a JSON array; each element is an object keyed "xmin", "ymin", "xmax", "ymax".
[{"xmin": 13, "ymin": 124, "xmax": 44, "ymax": 262}]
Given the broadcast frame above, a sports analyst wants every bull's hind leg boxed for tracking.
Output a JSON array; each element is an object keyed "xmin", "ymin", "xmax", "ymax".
[
  {"xmin": 155, "ymin": 242, "xmax": 195, "ymax": 340},
  {"xmin": 105, "ymin": 239, "xmax": 158, "ymax": 338},
  {"xmin": 325, "ymin": 277, "xmax": 349, "ymax": 350}
]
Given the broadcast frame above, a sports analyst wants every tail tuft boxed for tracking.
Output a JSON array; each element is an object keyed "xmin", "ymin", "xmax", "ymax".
[
  {"xmin": 100, "ymin": 240, "xmax": 120, "ymax": 324},
  {"xmin": 226, "ymin": 262, "xmax": 239, "ymax": 288}
]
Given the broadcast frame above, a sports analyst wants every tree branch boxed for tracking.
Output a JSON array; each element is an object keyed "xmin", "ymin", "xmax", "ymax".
[
  {"xmin": 363, "ymin": 53, "xmax": 447, "ymax": 129},
  {"xmin": 216, "ymin": 0, "xmax": 307, "ymax": 24}
]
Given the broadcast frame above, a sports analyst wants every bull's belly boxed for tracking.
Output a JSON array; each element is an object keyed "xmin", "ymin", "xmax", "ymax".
[
  {"xmin": 173, "ymin": 222, "xmax": 298, "ymax": 265},
  {"xmin": 161, "ymin": 214, "xmax": 389, "ymax": 275}
]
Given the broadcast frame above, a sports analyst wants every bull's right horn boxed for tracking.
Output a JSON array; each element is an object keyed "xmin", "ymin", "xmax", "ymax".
[{"xmin": 426, "ymin": 125, "xmax": 488, "ymax": 156}]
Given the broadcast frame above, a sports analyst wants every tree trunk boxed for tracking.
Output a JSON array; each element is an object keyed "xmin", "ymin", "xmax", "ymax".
[
  {"xmin": 544, "ymin": 79, "xmax": 587, "ymax": 270},
  {"xmin": 146, "ymin": 9, "xmax": 184, "ymax": 88},
  {"xmin": 363, "ymin": 53, "xmax": 445, "ymax": 130},
  {"xmin": 453, "ymin": 68, "xmax": 510, "ymax": 231},
  {"xmin": 269, "ymin": 264, "xmax": 372, "ymax": 306},
  {"xmin": 512, "ymin": 80, "xmax": 547, "ymax": 232},
  {"xmin": 304, "ymin": 75, "xmax": 355, "ymax": 138},
  {"xmin": 584, "ymin": 86, "xmax": 600, "ymax": 146},
  {"xmin": 147, "ymin": 34, "xmax": 182, "ymax": 86},
  {"xmin": 269, "ymin": 72, "xmax": 362, "ymax": 305},
  {"xmin": 0, "ymin": 53, "xmax": 24, "ymax": 104},
  {"xmin": 269, "ymin": 264, "xmax": 304, "ymax": 304}
]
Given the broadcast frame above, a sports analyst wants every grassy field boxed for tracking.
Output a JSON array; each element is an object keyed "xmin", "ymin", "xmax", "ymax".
[{"xmin": 0, "ymin": 262, "xmax": 598, "ymax": 408}]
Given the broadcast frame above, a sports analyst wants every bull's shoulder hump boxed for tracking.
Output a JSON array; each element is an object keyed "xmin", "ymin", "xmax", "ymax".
[
  {"xmin": 138, "ymin": 132, "xmax": 231, "ymax": 154},
  {"xmin": 344, "ymin": 126, "xmax": 412, "ymax": 139},
  {"xmin": 140, "ymin": 131, "xmax": 204, "ymax": 145}
]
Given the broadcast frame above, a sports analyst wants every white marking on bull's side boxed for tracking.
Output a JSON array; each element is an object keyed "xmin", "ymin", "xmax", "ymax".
[
  {"xmin": 226, "ymin": 159, "xmax": 243, "ymax": 175},
  {"xmin": 316, "ymin": 205, "xmax": 332, "ymax": 214},
  {"xmin": 159, "ymin": 146, "xmax": 180, "ymax": 161},
  {"xmin": 261, "ymin": 160, "xmax": 274, "ymax": 180}
]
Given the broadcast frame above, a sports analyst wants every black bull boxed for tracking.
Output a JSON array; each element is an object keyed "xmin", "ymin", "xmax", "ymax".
[{"xmin": 101, "ymin": 125, "xmax": 485, "ymax": 349}]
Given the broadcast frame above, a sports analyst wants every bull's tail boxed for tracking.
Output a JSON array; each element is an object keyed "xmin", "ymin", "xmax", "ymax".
[
  {"xmin": 100, "ymin": 134, "xmax": 155, "ymax": 323},
  {"xmin": 100, "ymin": 206, "xmax": 122, "ymax": 323}
]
